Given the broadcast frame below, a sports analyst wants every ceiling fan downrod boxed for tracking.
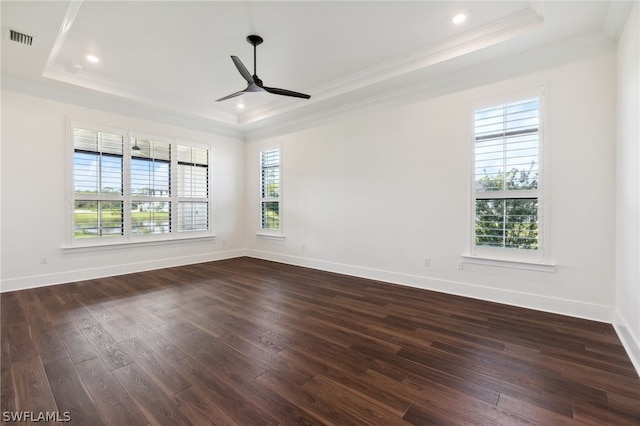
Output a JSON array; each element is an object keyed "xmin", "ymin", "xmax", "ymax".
[{"xmin": 246, "ymin": 34, "xmax": 263, "ymax": 77}]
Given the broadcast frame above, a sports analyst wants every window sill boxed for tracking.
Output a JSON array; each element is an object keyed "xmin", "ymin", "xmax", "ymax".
[
  {"xmin": 62, "ymin": 234, "xmax": 216, "ymax": 253},
  {"xmin": 461, "ymin": 255, "xmax": 555, "ymax": 272},
  {"xmin": 256, "ymin": 233, "xmax": 286, "ymax": 241}
]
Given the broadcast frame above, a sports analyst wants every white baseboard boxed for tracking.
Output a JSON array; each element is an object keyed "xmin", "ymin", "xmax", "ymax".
[
  {"xmin": 0, "ymin": 249, "xmax": 245, "ymax": 293},
  {"xmin": 613, "ymin": 310, "xmax": 640, "ymax": 377},
  {"xmin": 245, "ymin": 250, "xmax": 614, "ymax": 323}
]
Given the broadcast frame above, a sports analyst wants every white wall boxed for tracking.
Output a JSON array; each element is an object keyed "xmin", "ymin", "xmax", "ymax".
[
  {"xmin": 614, "ymin": 3, "xmax": 640, "ymax": 373},
  {"xmin": 245, "ymin": 50, "xmax": 618, "ymax": 323},
  {"xmin": 1, "ymin": 90, "xmax": 245, "ymax": 291}
]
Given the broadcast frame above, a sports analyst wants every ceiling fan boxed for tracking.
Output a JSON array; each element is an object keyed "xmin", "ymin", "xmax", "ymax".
[{"xmin": 216, "ymin": 35, "xmax": 311, "ymax": 102}]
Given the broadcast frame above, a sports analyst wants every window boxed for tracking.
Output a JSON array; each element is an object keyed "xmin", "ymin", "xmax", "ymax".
[
  {"xmin": 73, "ymin": 128, "xmax": 124, "ymax": 238},
  {"xmin": 72, "ymin": 124, "xmax": 210, "ymax": 243},
  {"xmin": 472, "ymin": 90, "xmax": 542, "ymax": 257},
  {"xmin": 130, "ymin": 137, "xmax": 171, "ymax": 235},
  {"xmin": 260, "ymin": 148, "xmax": 281, "ymax": 231},
  {"xmin": 177, "ymin": 145, "xmax": 209, "ymax": 232}
]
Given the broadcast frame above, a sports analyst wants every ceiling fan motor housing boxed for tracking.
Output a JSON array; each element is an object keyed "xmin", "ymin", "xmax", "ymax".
[{"xmin": 246, "ymin": 35, "xmax": 263, "ymax": 46}]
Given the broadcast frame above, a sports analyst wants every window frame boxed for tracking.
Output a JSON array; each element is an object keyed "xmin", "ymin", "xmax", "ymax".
[
  {"xmin": 468, "ymin": 87, "xmax": 548, "ymax": 264},
  {"xmin": 257, "ymin": 145, "xmax": 284, "ymax": 238},
  {"xmin": 67, "ymin": 121, "xmax": 213, "ymax": 248}
]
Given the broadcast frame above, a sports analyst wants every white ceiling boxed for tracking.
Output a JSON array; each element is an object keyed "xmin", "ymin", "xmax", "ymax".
[{"xmin": 1, "ymin": 1, "xmax": 633, "ymax": 138}]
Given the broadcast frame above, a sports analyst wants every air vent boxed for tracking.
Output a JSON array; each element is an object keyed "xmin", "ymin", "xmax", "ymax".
[{"xmin": 9, "ymin": 29, "xmax": 33, "ymax": 46}]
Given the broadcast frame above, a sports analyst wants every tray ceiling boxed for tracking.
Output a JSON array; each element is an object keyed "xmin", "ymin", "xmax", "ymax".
[{"xmin": 1, "ymin": 1, "xmax": 631, "ymax": 138}]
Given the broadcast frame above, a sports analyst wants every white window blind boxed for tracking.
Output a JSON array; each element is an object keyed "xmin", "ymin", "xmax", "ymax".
[
  {"xmin": 71, "ymin": 124, "xmax": 210, "ymax": 242},
  {"xmin": 473, "ymin": 95, "xmax": 541, "ymax": 251},
  {"xmin": 260, "ymin": 149, "xmax": 280, "ymax": 231},
  {"xmin": 130, "ymin": 137, "xmax": 171, "ymax": 235},
  {"xmin": 73, "ymin": 128, "xmax": 124, "ymax": 238},
  {"xmin": 177, "ymin": 145, "xmax": 209, "ymax": 232}
]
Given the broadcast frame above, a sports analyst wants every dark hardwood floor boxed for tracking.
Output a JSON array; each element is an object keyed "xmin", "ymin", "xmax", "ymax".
[{"xmin": 2, "ymin": 257, "xmax": 639, "ymax": 425}]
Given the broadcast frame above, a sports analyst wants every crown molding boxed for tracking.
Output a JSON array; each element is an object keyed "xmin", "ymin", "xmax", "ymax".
[
  {"xmin": 2, "ymin": 76, "xmax": 245, "ymax": 139},
  {"xmin": 238, "ymin": 8, "xmax": 544, "ymax": 127},
  {"xmin": 603, "ymin": 0, "xmax": 636, "ymax": 40},
  {"xmin": 42, "ymin": 63, "xmax": 238, "ymax": 126}
]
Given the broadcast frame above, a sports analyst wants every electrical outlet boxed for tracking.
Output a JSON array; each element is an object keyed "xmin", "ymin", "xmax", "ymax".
[
  {"xmin": 40, "ymin": 257, "xmax": 48, "ymax": 264},
  {"xmin": 424, "ymin": 258, "xmax": 431, "ymax": 267},
  {"xmin": 457, "ymin": 260, "xmax": 464, "ymax": 270}
]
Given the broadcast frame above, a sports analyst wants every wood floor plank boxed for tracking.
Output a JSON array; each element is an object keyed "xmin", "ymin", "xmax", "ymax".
[
  {"xmin": 572, "ymin": 400, "xmax": 640, "ymax": 426},
  {"xmin": 348, "ymin": 343, "xmax": 409, "ymax": 382},
  {"xmin": 401, "ymin": 372, "xmax": 538, "ymax": 426},
  {"xmin": 256, "ymin": 369, "xmax": 366, "ymax": 426},
  {"xmin": 398, "ymin": 344, "xmax": 545, "ymax": 394},
  {"xmin": 173, "ymin": 386, "xmax": 242, "ymax": 426},
  {"xmin": 7, "ymin": 322, "xmax": 38, "ymax": 362},
  {"xmin": 11, "ymin": 356, "xmax": 59, "ymax": 416},
  {"xmin": 44, "ymin": 357, "xmax": 104, "ymax": 425},
  {"xmin": 23, "ymin": 301, "xmax": 69, "ymax": 366},
  {"xmin": 120, "ymin": 337, "xmax": 191, "ymax": 395},
  {"xmin": 214, "ymin": 358, "xmax": 325, "ymax": 426},
  {"xmin": 1, "ymin": 292, "xmax": 27, "ymax": 324},
  {"xmin": 152, "ymin": 315, "xmax": 199, "ymax": 342},
  {"xmin": 111, "ymin": 363, "xmax": 191, "ymax": 426},
  {"xmin": 303, "ymin": 375, "xmax": 412, "ymax": 425},
  {"xmin": 496, "ymin": 393, "xmax": 579, "ymax": 426},
  {"xmin": 79, "ymin": 323, "xmax": 134, "ymax": 371},
  {"xmin": 130, "ymin": 322, "xmax": 188, "ymax": 364},
  {"xmin": 30, "ymin": 323, "xmax": 69, "ymax": 365},
  {"xmin": 75, "ymin": 357, "xmax": 149, "ymax": 426},
  {"xmin": 174, "ymin": 356, "xmax": 279, "ymax": 425},
  {"xmin": 353, "ymin": 344, "xmax": 500, "ymax": 406},
  {"xmin": 1, "ymin": 326, "xmax": 16, "ymax": 415},
  {"xmin": 402, "ymin": 403, "xmax": 453, "ymax": 426},
  {"xmin": 1, "ymin": 358, "xmax": 16, "ymax": 416},
  {"xmin": 54, "ymin": 321, "xmax": 98, "ymax": 365},
  {"xmin": 3, "ymin": 257, "xmax": 640, "ymax": 425}
]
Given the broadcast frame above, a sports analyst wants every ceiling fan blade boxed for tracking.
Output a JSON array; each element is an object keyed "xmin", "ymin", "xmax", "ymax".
[
  {"xmin": 263, "ymin": 86, "xmax": 311, "ymax": 99},
  {"xmin": 215, "ymin": 89, "xmax": 246, "ymax": 102},
  {"xmin": 231, "ymin": 56, "xmax": 254, "ymax": 84}
]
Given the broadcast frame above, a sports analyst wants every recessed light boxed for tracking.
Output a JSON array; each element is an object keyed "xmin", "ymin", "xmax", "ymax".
[
  {"xmin": 86, "ymin": 54, "xmax": 99, "ymax": 63},
  {"xmin": 237, "ymin": 103, "xmax": 245, "ymax": 109},
  {"xmin": 452, "ymin": 13, "xmax": 467, "ymax": 25}
]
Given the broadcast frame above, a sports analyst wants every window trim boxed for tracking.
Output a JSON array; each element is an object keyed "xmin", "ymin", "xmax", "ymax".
[
  {"xmin": 468, "ymin": 87, "xmax": 550, "ymax": 265},
  {"xmin": 66, "ymin": 120, "xmax": 214, "ymax": 249}
]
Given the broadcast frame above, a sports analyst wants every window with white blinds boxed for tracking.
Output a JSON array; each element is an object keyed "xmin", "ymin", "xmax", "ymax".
[
  {"xmin": 131, "ymin": 137, "xmax": 171, "ymax": 235},
  {"xmin": 73, "ymin": 128, "xmax": 125, "ymax": 238},
  {"xmin": 260, "ymin": 149, "xmax": 280, "ymax": 231},
  {"xmin": 473, "ymin": 92, "xmax": 542, "ymax": 253},
  {"xmin": 71, "ymin": 124, "xmax": 210, "ymax": 242},
  {"xmin": 177, "ymin": 145, "xmax": 209, "ymax": 232}
]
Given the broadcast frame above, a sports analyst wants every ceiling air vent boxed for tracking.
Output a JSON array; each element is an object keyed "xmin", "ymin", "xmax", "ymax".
[{"xmin": 9, "ymin": 29, "xmax": 33, "ymax": 46}]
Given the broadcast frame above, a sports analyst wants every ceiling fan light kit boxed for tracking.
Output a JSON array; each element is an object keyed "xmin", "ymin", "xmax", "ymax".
[{"xmin": 216, "ymin": 34, "xmax": 311, "ymax": 102}]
